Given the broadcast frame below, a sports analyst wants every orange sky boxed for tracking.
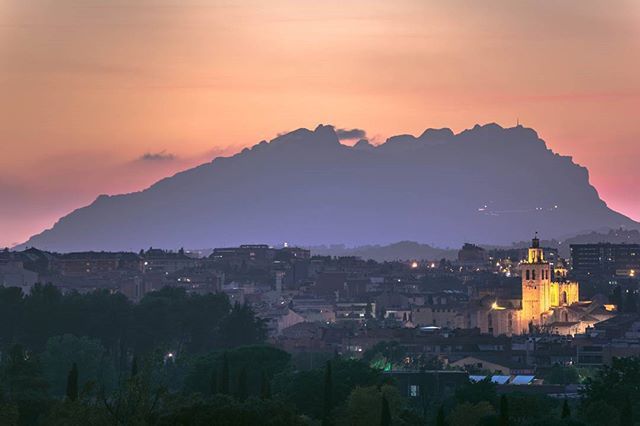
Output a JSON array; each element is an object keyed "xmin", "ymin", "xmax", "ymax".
[{"xmin": 1, "ymin": 0, "xmax": 639, "ymax": 247}]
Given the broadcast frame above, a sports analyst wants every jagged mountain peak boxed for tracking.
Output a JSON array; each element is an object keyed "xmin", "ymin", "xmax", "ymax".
[
  {"xmin": 17, "ymin": 123, "xmax": 638, "ymax": 252},
  {"xmin": 268, "ymin": 124, "xmax": 341, "ymax": 148},
  {"xmin": 353, "ymin": 139, "xmax": 374, "ymax": 150}
]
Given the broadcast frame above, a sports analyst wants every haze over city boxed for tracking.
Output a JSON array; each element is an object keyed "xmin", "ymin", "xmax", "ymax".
[{"xmin": 2, "ymin": 0, "xmax": 640, "ymax": 247}]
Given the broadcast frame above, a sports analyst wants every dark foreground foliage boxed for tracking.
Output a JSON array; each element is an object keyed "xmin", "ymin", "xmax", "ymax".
[{"xmin": 0, "ymin": 285, "xmax": 638, "ymax": 425}]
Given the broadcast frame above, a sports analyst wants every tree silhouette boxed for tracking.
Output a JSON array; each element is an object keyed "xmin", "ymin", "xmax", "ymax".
[
  {"xmin": 499, "ymin": 395, "xmax": 509, "ymax": 426},
  {"xmin": 561, "ymin": 398, "xmax": 570, "ymax": 419},
  {"xmin": 131, "ymin": 356, "xmax": 138, "ymax": 378},
  {"xmin": 209, "ymin": 368, "xmax": 217, "ymax": 395},
  {"xmin": 221, "ymin": 353, "xmax": 230, "ymax": 395},
  {"xmin": 219, "ymin": 303, "xmax": 267, "ymax": 348},
  {"xmin": 322, "ymin": 360, "xmax": 333, "ymax": 426},
  {"xmin": 621, "ymin": 397, "xmax": 632, "ymax": 426},
  {"xmin": 436, "ymin": 405, "xmax": 446, "ymax": 426},
  {"xmin": 237, "ymin": 367, "xmax": 248, "ymax": 402},
  {"xmin": 65, "ymin": 362, "xmax": 78, "ymax": 402},
  {"xmin": 260, "ymin": 371, "xmax": 271, "ymax": 400},
  {"xmin": 380, "ymin": 394, "xmax": 392, "ymax": 426}
]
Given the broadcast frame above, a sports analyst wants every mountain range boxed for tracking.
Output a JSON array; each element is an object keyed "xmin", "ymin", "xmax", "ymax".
[{"xmin": 19, "ymin": 123, "xmax": 638, "ymax": 252}]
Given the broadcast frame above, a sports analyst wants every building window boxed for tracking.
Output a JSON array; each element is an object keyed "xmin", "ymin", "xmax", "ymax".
[
  {"xmin": 532, "ymin": 270, "xmax": 536, "ymax": 280},
  {"xmin": 409, "ymin": 385, "xmax": 419, "ymax": 397},
  {"xmin": 526, "ymin": 270, "xmax": 530, "ymax": 280}
]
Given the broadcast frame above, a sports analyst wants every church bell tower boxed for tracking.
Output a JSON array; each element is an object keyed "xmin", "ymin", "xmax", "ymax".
[{"xmin": 520, "ymin": 233, "xmax": 552, "ymax": 327}]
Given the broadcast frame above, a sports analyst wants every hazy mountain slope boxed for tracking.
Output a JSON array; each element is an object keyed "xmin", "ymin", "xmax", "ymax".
[{"xmin": 20, "ymin": 123, "xmax": 638, "ymax": 252}]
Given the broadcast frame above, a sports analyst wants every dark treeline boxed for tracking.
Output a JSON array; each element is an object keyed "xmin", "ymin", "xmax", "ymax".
[
  {"xmin": 0, "ymin": 284, "xmax": 265, "ymax": 357},
  {"xmin": 0, "ymin": 285, "xmax": 638, "ymax": 425}
]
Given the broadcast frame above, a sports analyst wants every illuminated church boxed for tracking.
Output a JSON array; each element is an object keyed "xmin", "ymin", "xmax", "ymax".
[{"xmin": 475, "ymin": 235, "xmax": 612, "ymax": 336}]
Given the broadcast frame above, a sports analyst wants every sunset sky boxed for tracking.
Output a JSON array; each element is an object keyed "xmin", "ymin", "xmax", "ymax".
[{"xmin": 1, "ymin": 0, "xmax": 639, "ymax": 247}]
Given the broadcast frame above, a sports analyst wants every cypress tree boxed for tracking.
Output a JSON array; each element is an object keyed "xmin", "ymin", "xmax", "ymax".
[
  {"xmin": 131, "ymin": 356, "xmax": 138, "ymax": 378},
  {"xmin": 237, "ymin": 367, "xmax": 248, "ymax": 402},
  {"xmin": 561, "ymin": 398, "xmax": 571, "ymax": 419},
  {"xmin": 621, "ymin": 397, "xmax": 633, "ymax": 426},
  {"xmin": 380, "ymin": 394, "xmax": 392, "ymax": 426},
  {"xmin": 436, "ymin": 405, "xmax": 446, "ymax": 426},
  {"xmin": 66, "ymin": 362, "xmax": 79, "ymax": 402},
  {"xmin": 221, "ymin": 353, "xmax": 230, "ymax": 395},
  {"xmin": 499, "ymin": 395, "xmax": 509, "ymax": 426},
  {"xmin": 322, "ymin": 360, "xmax": 333, "ymax": 426},
  {"xmin": 260, "ymin": 371, "xmax": 271, "ymax": 400},
  {"xmin": 209, "ymin": 368, "xmax": 218, "ymax": 395}
]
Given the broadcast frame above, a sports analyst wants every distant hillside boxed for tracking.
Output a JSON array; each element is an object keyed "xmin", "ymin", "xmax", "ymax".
[
  {"xmin": 19, "ymin": 123, "xmax": 639, "ymax": 252},
  {"xmin": 493, "ymin": 228, "xmax": 640, "ymax": 258},
  {"xmin": 310, "ymin": 241, "xmax": 457, "ymax": 262}
]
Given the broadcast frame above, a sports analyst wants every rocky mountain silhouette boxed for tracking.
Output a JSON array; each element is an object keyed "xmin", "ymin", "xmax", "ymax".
[{"xmin": 19, "ymin": 123, "xmax": 638, "ymax": 252}]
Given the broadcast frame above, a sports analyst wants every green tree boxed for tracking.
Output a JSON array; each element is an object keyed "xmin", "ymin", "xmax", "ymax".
[
  {"xmin": 339, "ymin": 385, "xmax": 404, "ymax": 426},
  {"xmin": 273, "ymin": 358, "xmax": 379, "ymax": 420},
  {"xmin": 323, "ymin": 360, "xmax": 333, "ymax": 426},
  {"xmin": 0, "ymin": 385, "xmax": 19, "ymax": 426},
  {"xmin": 436, "ymin": 405, "xmax": 446, "ymax": 426},
  {"xmin": 66, "ymin": 363, "xmax": 78, "ymax": 402},
  {"xmin": 0, "ymin": 344, "xmax": 50, "ymax": 425},
  {"xmin": 237, "ymin": 367, "xmax": 248, "ymax": 402},
  {"xmin": 183, "ymin": 346, "xmax": 290, "ymax": 396},
  {"xmin": 580, "ymin": 400, "xmax": 619, "ymax": 426},
  {"xmin": 209, "ymin": 368, "xmax": 218, "ymax": 395},
  {"xmin": 447, "ymin": 402, "xmax": 495, "ymax": 426},
  {"xmin": 221, "ymin": 353, "xmax": 230, "ymax": 395},
  {"xmin": 41, "ymin": 334, "xmax": 116, "ymax": 397},
  {"xmin": 0, "ymin": 286, "xmax": 24, "ymax": 350},
  {"xmin": 101, "ymin": 358, "xmax": 167, "ymax": 426},
  {"xmin": 620, "ymin": 397, "xmax": 632, "ymax": 426},
  {"xmin": 544, "ymin": 364, "xmax": 580, "ymax": 385},
  {"xmin": 131, "ymin": 356, "xmax": 138, "ymax": 378},
  {"xmin": 19, "ymin": 284, "xmax": 64, "ymax": 351},
  {"xmin": 44, "ymin": 399, "xmax": 110, "ymax": 426},
  {"xmin": 499, "ymin": 395, "xmax": 508, "ymax": 426},
  {"xmin": 380, "ymin": 394, "xmax": 392, "ymax": 426},
  {"xmin": 582, "ymin": 357, "xmax": 640, "ymax": 421},
  {"xmin": 155, "ymin": 394, "xmax": 307, "ymax": 426},
  {"xmin": 60, "ymin": 290, "xmax": 132, "ymax": 370},
  {"xmin": 505, "ymin": 394, "xmax": 558, "ymax": 425},
  {"xmin": 260, "ymin": 371, "xmax": 271, "ymax": 400},
  {"xmin": 218, "ymin": 303, "xmax": 267, "ymax": 348},
  {"xmin": 455, "ymin": 378, "xmax": 497, "ymax": 406},
  {"xmin": 562, "ymin": 399, "xmax": 571, "ymax": 419}
]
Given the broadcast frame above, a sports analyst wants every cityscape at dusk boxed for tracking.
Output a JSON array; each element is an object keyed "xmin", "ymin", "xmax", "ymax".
[{"xmin": 1, "ymin": 1, "xmax": 640, "ymax": 425}]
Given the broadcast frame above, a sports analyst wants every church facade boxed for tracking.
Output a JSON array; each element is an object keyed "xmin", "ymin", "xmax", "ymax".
[{"xmin": 475, "ymin": 236, "xmax": 599, "ymax": 337}]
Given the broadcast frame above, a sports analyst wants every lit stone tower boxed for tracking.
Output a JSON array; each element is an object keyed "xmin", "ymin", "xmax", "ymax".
[{"xmin": 520, "ymin": 234, "xmax": 552, "ymax": 328}]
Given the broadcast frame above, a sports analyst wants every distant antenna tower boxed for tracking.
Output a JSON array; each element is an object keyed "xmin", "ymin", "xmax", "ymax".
[{"xmin": 517, "ymin": 117, "xmax": 520, "ymax": 126}]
